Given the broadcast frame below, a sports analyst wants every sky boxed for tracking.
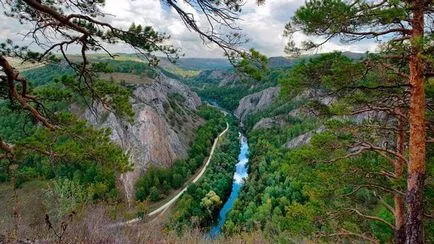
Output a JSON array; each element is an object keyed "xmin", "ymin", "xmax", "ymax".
[{"xmin": 1, "ymin": 0, "xmax": 379, "ymax": 58}]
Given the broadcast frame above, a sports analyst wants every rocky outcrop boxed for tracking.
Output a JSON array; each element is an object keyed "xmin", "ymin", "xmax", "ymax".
[
  {"xmin": 194, "ymin": 69, "xmax": 242, "ymax": 87},
  {"xmin": 285, "ymin": 126, "xmax": 325, "ymax": 149},
  {"xmin": 283, "ymin": 110, "xmax": 390, "ymax": 150},
  {"xmin": 293, "ymin": 89, "xmax": 336, "ymax": 105},
  {"xmin": 235, "ymin": 87, "xmax": 280, "ymax": 121},
  {"xmin": 252, "ymin": 118, "xmax": 276, "ymax": 130},
  {"xmin": 84, "ymin": 73, "xmax": 202, "ymax": 201},
  {"xmin": 253, "ymin": 115, "xmax": 288, "ymax": 130},
  {"xmin": 218, "ymin": 72, "xmax": 242, "ymax": 87}
]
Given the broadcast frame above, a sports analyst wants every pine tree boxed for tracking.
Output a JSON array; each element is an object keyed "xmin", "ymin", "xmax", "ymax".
[{"xmin": 282, "ymin": 1, "xmax": 434, "ymax": 242}]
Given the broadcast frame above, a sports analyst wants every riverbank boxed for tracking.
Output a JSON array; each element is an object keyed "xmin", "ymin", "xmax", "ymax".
[
  {"xmin": 169, "ymin": 118, "xmax": 240, "ymax": 231},
  {"xmin": 210, "ymin": 134, "xmax": 249, "ymax": 238},
  {"xmin": 135, "ymin": 106, "xmax": 226, "ymax": 203},
  {"xmin": 111, "ymin": 121, "xmax": 229, "ymax": 227}
]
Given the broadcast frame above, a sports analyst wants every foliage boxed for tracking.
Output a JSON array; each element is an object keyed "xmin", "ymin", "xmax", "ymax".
[
  {"xmin": 224, "ymin": 116, "xmax": 399, "ymax": 242},
  {"xmin": 22, "ymin": 64, "xmax": 74, "ymax": 86},
  {"xmin": 243, "ymin": 98, "xmax": 307, "ymax": 132},
  {"xmin": 135, "ymin": 106, "xmax": 226, "ymax": 202},
  {"xmin": 186, "ymin": 68, "xmax": 284, "ymax": 111},
  {"xmin": 200, "ymin": 191, "xmax": 223, "ymax": 215},
  {"xmin": 170, "ymin": 121, "xmax": 239, "ymax": 230},
  {"xmin": 91, "ymin": 60, "xmax": 158, "ymax": 77},
  {"xmin": 0, "ymin": 111, "xmax": 129, "ymax": 200},
  {"xmin": 44, "ymin": 178, "xmax": 88, "ymax": 219},
  {"xmin": 0, "ymin": 63, "xmax": 133, "ymax": 201},
  {"xmin": 233, "ymin": 49, "xmax": 269, "ymax": 81},
  {"xmin": 279, "ymin": 52, "xmax": 362, "ymax": 97},
  {"xmin": 223, "ymin": 52, "xmax": 434, "ymax": 242},
  {"xmin": 282, "ymin": 1, "xmax": 434, "ymax": 240}
]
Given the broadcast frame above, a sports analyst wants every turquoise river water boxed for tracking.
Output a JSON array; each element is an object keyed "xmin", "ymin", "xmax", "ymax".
[{"xmin": 209, "ymin": 134, "xmax": 249, "ymax": 238}]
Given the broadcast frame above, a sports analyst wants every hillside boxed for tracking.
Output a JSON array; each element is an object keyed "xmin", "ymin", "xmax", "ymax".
[
  {"xmin": 2, "ymin": 0, "xmax": 434, "ymax": 242},
  {"xmin": 0, "ymin": 58, "xmax": 211, "ymax": 237},
  {"xmin": 1, "ymin": 52, "xmax": 433, "ymax": 243},
  {"xmin": 82, "ymin": 71, "xmax": 203, "ymax": 201}
]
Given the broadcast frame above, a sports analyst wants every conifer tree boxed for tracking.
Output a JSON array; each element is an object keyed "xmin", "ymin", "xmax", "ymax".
[{"xmin": 282, "ymin": 0, "xmax": 434, "ymax": 242}]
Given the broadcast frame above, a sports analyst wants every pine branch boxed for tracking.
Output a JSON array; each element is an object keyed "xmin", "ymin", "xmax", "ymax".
[
  {"xmin": 327, "ymin": 228, "xmax": 379, "ymax": 243},
  {"xmin": 344, "ymin": 208, "xmax": 395, "ymax": 229},
  {"xmin": 0, "ymin": 55, "xmax": 57, "ymax": 130}
]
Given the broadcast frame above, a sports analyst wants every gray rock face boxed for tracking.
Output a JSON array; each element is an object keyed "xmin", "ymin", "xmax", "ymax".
[
  {"xmin": 285, "ymin": 127, "xmax": 325, "ymax": 149},
  {"xmin": 201, "ymin": 69, "xmax": 241, "ymax": 87},
  {"xmin": 282, "ymin": 88, "xmax": 395, "ymax": 150},
  {"xmin": 218, "ymin": 72, "xmax": 242, "ymax": 87},
  {"xmin": 351, "ymin": 110, "xmax": 389, "ymax": 124},
  {"xmin": 253, "ymin": 118, "xmax": 275, "ymax": 130},
  {"xmin": 84, "ymin": 73, "xmax": 202, "ymax": 201},
  {"xmin": 253, "ymin": 115, "xmax": 288, "ymax": 130},
  {"xmin": 293, "ymin": 88, "xmax": 336, "ymax": 105},
  {"xmin": 235, "ymin": 87, "xmax": 280, "ymax": 121}
]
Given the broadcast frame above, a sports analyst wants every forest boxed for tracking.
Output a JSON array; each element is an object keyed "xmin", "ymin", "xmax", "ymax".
[
  {"xmin": 0, "ymin": 0, "xmax": 434, "ymax": 243},
  {"xmin": 135, "ymin": 106, "xmax": 226, "ymax": 203},
  {"xmin": 185, "ymin": 69, "xmax": 284, "ymax": 111},
  {"xmin": 170, "ymin": 118, "xmax": 240, "ymax": 231},
  {"xmin": 221, "ymin": 53, "xmax": 434, "ymax": 243}
]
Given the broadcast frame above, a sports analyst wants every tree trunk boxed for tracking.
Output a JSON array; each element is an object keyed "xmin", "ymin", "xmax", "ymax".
[
  {"xmin": 406, "ymin": 2, "xmax": 426, "ymax": 243},
  {"xmin": 394, "ymin": 111, "xmax": 405, "ymax": 244}
]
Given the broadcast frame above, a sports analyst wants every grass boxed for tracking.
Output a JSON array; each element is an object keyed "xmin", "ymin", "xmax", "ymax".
[{"xmin": 0, "ymin": 180, "xmax": 49, "ymax": 238}]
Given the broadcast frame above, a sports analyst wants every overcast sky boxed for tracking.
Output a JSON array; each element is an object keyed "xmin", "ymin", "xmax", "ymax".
[{"xmin": 1, "ymin": 0, "xmax": 379, "ymax": 58}]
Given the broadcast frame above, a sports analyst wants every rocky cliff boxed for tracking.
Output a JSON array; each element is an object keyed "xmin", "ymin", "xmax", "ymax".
[
  {"xmin": 235, "ymin": 87, "xmax": 280, "ymax": 121},
  {"xmin": 282, "ymin": 89, "xmax": 390, "ymax": 149},
  {"xmin": 84, "ymin": 73, "xmax": 202, "ymax": 201},
  {"xmin": 251, "ymin": 88, "xmax": 336, "ymax": 131},
  {"xmin": 194, "ymin": 69, "xmax": 242, "ymax": 87}
]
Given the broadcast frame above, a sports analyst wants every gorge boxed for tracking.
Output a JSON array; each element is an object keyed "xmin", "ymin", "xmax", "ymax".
[
  {"xmin": 209, "ymin": 134, "xmax": 249, "ymax": 239},
  {"xmin": 0, "ymin": 53, "xmax": 433, "ymax": 243}
]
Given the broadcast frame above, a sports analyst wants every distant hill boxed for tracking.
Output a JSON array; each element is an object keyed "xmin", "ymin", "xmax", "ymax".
[
  {"xmin": 172, "ymin": 57, "xmax": 296, "ymax": 70},
  {"xmin": 267, "ymin": 52, "xmax": 366, "ymax": 69},
  {"xmin": 267, "ymin": 57, "xmax": 295, "ymax": 68},
  {"xmin": 171, "ymin": 52, "xmax": 366, "ymax": 71},
  {"xmin": 341, "ymin": 51, "xmax": 367, "ymax": 60},
  {"xmin": 67, "ymin": 52, "xmax": 366, "ymax": 73},
  {"xmin": 160, "ymin": 58, "xmax": 232, "ymax": 70}
]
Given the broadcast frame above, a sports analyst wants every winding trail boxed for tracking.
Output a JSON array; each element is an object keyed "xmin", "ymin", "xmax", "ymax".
[
  {"xmin": 148, "ymin": 122, "xmax": 229, "ymax": 216},
  {"xmin": 113, "ymin": 121, "xmax": 229, "ymax": 227}
]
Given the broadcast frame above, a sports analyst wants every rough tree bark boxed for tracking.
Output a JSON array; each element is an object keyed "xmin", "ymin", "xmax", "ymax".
[
  {"xmin": 406, "ymin": 1, "xmax": 426, "ymax": 243},
  {"xmin": 394, "ymin": 109, "xmax": 406, "ymax": 244}
]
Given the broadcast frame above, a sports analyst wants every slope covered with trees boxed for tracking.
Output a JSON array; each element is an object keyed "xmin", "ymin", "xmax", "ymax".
[
  {"xmin": 135, "ymin": 106, "xmax": 226, "ymax": 203},
  {"xmin": 281, "ymin": 1, "xmax": 434, "ymax": 241},
  {"xmin": 222, "ymin": 52, "xmax": 434, "ymax": 243},
  {"xmin": 184, "ymin": 68, "xmax": 281, "ymax": 111},
  {"xmin": 1, "ymin": 0, "xmax": 434, "ymax": 243},
  {"xmin": 170, "ymin": 117, "xmax": 240, "ymax": 231}
]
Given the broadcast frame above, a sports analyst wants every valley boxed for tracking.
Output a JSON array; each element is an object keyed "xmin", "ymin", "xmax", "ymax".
[
  {"xmin": 0, "ymin": 53, "xmax": 433, "ymax": 243},
  {"xmin": 1, "ymin": 1, "xmax": 434, "ymax": 243}
]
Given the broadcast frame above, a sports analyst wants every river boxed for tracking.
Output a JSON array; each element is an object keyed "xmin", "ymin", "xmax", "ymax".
[{"xmin": 209, "ymin": 133, "xmax": 249, "ymax": 238}]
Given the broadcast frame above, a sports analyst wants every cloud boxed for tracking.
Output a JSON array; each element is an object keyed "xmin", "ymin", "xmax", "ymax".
[
  {"xmin": 235, "ymin": 0, "xmax": 378, "ymax": 57},
  {"xmin": 0, "ymin": 1, "xmax": 379, "ymax": 58},
  {"xmin": 101, "ymin": 0, "xmax": 220, "ymax": 56},
  {"xmin": 99, "ymin": 0, "xmax": 304, "ymax": 57},
  {"xmin": 0, "ymin": 13, "xmax": 32, "ymax": 43},
  {"xmin": 235, "ymin": 0, "xmax": 302, "ymax": 57}
]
